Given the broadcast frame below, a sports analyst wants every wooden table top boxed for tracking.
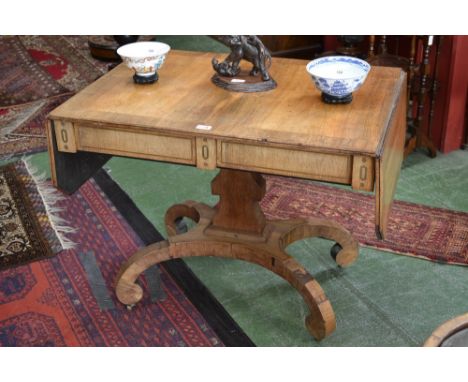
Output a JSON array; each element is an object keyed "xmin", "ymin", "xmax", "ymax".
[{"xmin": 49, "ymin": 50, "xmax": 405, "ymax": 157}]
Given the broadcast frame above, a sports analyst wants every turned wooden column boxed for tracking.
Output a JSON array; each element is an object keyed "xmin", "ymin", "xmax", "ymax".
[{"xmin": 211, "ymin": 169, "xmax": 266, "ymax": 234}]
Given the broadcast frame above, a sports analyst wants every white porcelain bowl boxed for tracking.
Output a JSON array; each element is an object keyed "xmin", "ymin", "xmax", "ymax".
[
  {"xmin": 306, "ymin": 56, "xmax": 371, "ymax": 99},
  {"xmin": 117, "ymin": 41, "xmax": 170, "ymax": 77}
]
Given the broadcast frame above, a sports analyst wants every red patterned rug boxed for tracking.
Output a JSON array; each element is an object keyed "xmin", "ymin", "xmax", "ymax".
[
  {"xmin": 0, "ymin": 36, "xmax": 109, "ymax": 158},
  {"xmin": 0, "ymin": 172, "xmax": 225, "ymax": 346},
  {"xmin": 262, "ymin": 176, "xmax": 468, "ymax": 266}
]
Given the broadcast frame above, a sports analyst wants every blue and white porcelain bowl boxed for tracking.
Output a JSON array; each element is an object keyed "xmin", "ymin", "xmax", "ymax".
[
  {"xmin": 117, "ymin": 41, "xmax": 170, "ymax": 78},
  {"xmin": 306, "ymin": 56, "xmax": 371, "ymax": 102}
]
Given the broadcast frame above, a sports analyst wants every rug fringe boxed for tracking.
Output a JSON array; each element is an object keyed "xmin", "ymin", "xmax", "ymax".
[{"xmin": 22, "ymin": 156, "xmax": 77, "ymax": 250}]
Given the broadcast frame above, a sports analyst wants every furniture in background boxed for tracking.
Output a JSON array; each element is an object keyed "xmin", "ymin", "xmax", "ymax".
[
  {"xmin": 367, "ymin": 35, "xmax": 440, "ymax": 158},
  {"xmin": 88, "ymin": 36, "xmax": 140, "ymax": 61},
  {"xmin": 46, "ymin": 50, "xmax": 406, "ymax": 341},
  {"xmin": 90, "ymin": 35, "xmax": 324, "ymax": 62},
  {"xmin": 257, "ymin": 35, "xmax": 323, "ymax": 59},
  {"xmin": 424, "ymin": 313, "xmax": 468, "ymax": 346},
  {"xmin": 464, "ymin": 94, "xmax": 468, "ymax": 150},
  {"xmin": 320, "ymin": 35, "xmax": 366, "ymax": 59},
  {"xmin": 437, "ymin": 35, "xmax": 468, "ymax": 153}
]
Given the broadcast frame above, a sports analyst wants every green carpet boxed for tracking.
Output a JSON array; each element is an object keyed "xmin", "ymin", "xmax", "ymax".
[{"xmin": 27, "ymin": 149, "xmax": 468, "ymax": 346}]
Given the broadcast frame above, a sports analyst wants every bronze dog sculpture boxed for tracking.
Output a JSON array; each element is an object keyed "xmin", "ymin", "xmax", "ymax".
[{"xmin": 211, "ymin": 35, "xmax": 272, "ymax": 81}]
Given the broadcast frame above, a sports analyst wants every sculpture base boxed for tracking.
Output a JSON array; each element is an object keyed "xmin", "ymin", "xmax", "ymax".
[
  {"xmin": 211, "ymin": 72, "xmax": 277, "ymax": 93},
  {"xmin": 133, "ymin": 72, "xmax": 158, "ymax": 85},
  {"xmin": 321, "ymin": 92, "xmax": 353, "ymax": 104}
]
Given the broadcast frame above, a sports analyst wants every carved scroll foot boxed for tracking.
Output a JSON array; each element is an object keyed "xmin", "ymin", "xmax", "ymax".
[
  {"xmin": 115, "ymin": 240, "xmax": 171, "ymax": 306},
  {"xmin": 116, "ymin": 201, "xmax": 212, "ymax": 307},
  {"xmin": 275, "ymin": 256, "xmax": 336, "ymax": 340},
  {"xmin": 270, "ymin": 217, "xmax": 359, "ymax": 339}
]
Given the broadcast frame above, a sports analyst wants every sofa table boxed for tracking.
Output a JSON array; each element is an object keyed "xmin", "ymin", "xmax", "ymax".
[{"xmin": 47, "ymin": 50, "xmax": 406, "ymax": 341}]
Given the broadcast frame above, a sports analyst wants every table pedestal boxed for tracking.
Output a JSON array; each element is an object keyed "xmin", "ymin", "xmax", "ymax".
[{"xmin": 115, "ymin": 169, "xmax": 359, "ymax": 341}]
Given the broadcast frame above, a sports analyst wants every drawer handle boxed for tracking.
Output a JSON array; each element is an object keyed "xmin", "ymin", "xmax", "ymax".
[
  {"xmin": 359, "ymin": 165, "xmax": 367, "ymax": 181},
  {"xmin": 202, "ymin": 145, "xmax": 209, "ymax": 160},
  {"xmin": 60, "ymin": 128, "xmax": 69, "ymax": 143}
]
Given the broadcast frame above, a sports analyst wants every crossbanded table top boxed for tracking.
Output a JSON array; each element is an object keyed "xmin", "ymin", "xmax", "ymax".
[{"xmin": 50, "ymin": 50, "xmax": 406, "ymax": 157}]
